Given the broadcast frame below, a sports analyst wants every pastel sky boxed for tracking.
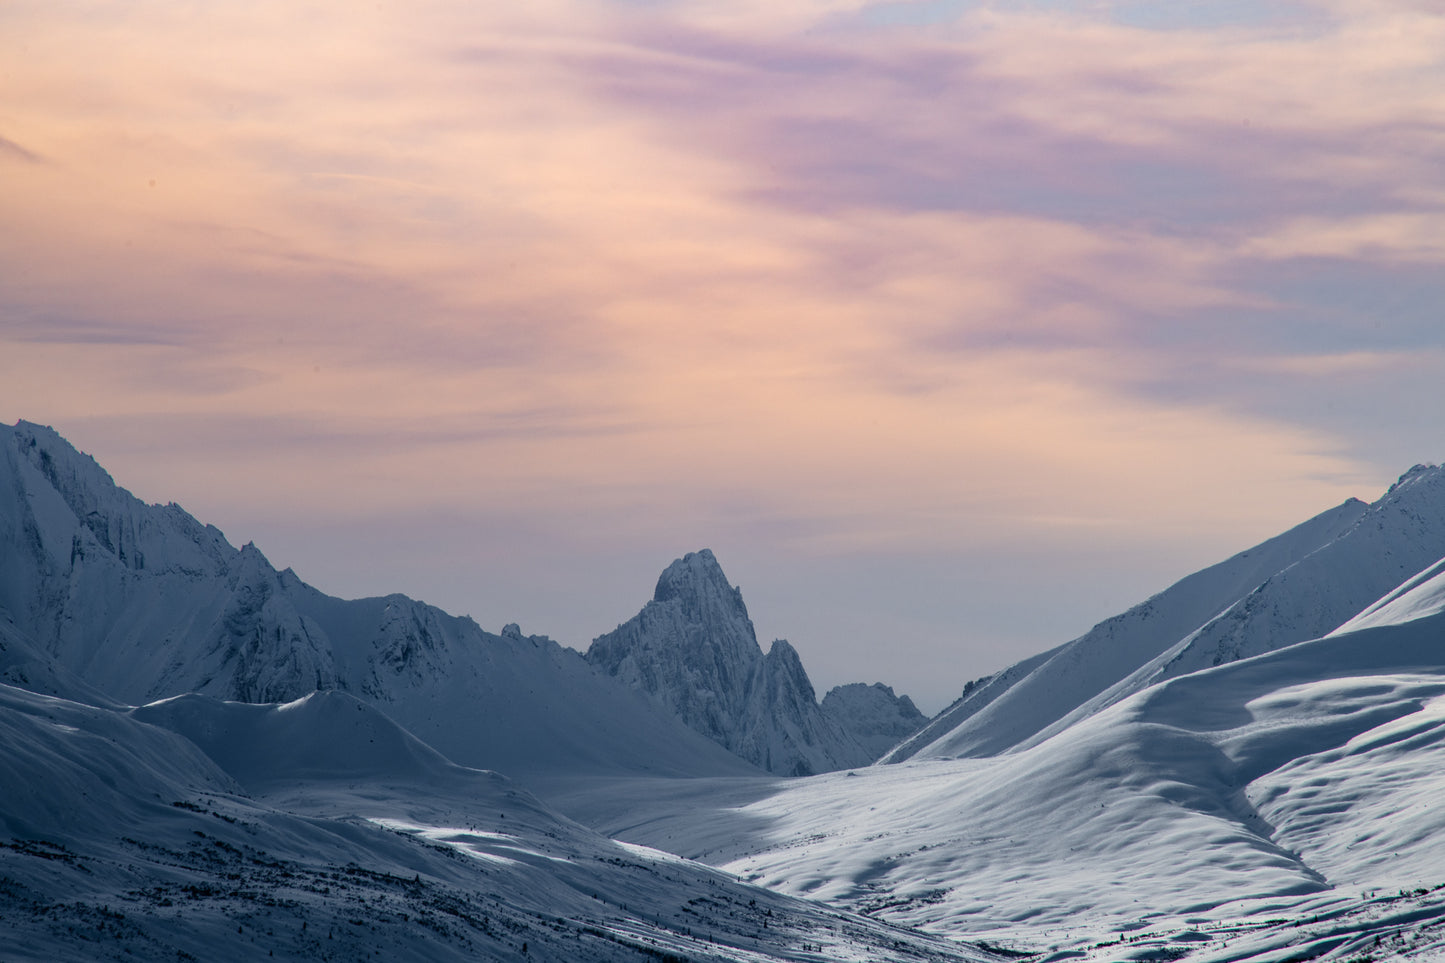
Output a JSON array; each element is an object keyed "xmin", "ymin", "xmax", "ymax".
[{"xmin": 3, "ymin": 0, "xmax": 1443, "ymax": 711}]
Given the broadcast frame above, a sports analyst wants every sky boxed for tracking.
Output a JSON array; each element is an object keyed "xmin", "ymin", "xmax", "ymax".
[{"xmin": 2, "ymin": 0, "xmax": 1443, "ymax": 712}]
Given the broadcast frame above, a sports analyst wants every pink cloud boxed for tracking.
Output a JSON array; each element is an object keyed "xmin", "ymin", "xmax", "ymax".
[{"xmin": 2, "ymin": 0, "xmax": 1435, "ymax": 574}]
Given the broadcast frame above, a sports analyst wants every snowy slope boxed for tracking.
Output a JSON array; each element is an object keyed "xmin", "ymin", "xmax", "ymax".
[
  {"xmin": 1329, "ymin": 553, "xmax": 1445, "ymax": 636},
  {"xmin": 587, "ymin": 550, "xmax": 874, "ymax": 775},
  {"xmin": 890, "ymin": 467, "xmax": 1445, "ymax": 764},
  {"xmin": 0, "ymin": 608, "xmax": 112, "ymax": 707},
  {"xmin": 0, "ymin": 681, "xmax": 998, "ymax": 963},
  {"xmin": 1089, "ymin": 464, "xmax": 1445, "ymax": 695},
  {"xmin": 282, "ymin": 578, "xmax": 759, "ymax": 779},
  {"xmin": 883, "ymin": 496, "xmax": 1367, "ymax": 762},
  {"xmin": 0, "ymin": 421, "xmax": 756, "ymax": 780},
  {"xmin": 574, "ymin": 558, "xmax": 1445, "ymax": 959}
]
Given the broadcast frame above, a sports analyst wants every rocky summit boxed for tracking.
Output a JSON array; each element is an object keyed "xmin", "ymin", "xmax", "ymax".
[{"xmin": 587, "ymin": 549, "xmax": 924, "ymax": 775}]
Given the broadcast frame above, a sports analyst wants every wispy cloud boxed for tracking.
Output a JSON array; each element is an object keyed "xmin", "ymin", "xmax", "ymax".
[
  {"xmin": 0, "ymin": 135, "xmax": 46, "ymax": 165},
  {"xmin": 1240, "ymin": 213, "xmax": 1445, "ymax": 262},
  {"xmin": 0, "ymin": 315, "xmax": 186, "ymax": 346},
  {"xmin": 1229, "ymin": 349, "xmax": 1432, "ymax": 378}
]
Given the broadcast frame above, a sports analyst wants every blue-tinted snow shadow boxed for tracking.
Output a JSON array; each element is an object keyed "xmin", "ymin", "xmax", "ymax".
[{"xmin": 518, "ymin": 773, "xmax": 789, "ymax": 865}]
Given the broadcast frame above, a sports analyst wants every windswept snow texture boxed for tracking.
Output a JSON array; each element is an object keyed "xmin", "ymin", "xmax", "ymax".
[
  {"xmin": 888, "ymin": 466, "xmax": 1445, "ymax": 763},
  {"xmin": 0, "ymin": 683, "xmax": 999, "ymax": 963},
  {"xmin": 0, "ymin": 421, "xmax": 756, "ymax": 780},
  {"xmin": 587, "ymin": 550, "xmax": 876, "ymax": 775},
  {"xmin": 577, "ymin": 565, "xmax": 1445, "ymax": 957}
]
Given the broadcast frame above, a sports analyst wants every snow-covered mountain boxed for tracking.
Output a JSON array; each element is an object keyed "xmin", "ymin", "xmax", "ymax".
[
  {"xmin": 1, "ymin": 423, "xmax": 927, "ymax": 780},
  {"xmin": 0, "ymin": 421, "xmax": 756, "ymax": 780},
  {"xmin": 586, "ymin": 550, "xmax": 916, "ymax": 775},
  {"xmin": 820, "ymin": 683, "xmax": 928, "ymax": 760},
  {"xmin": 886, "ymin": 465, "xmax": 1445, "ymax": 763},
  {"xmin": 0, "ymin": 606, "xmax": 111, "ymax": 706},
  {"xmin": 12, "ymin": 416, "xmax": 1445, "ymax": 961},
  {"xmin": 565, "ymin": 548, "xmax": 1445, "ymax": 960},
  {"xmin": 0, "ymin": 680, "xmax": 998, "ymax": 963}
]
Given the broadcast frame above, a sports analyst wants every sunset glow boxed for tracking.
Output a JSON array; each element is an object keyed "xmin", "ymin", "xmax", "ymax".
[{"xmin": 4, "ymin": 0, "xmax": 1442, "ymax": 708}]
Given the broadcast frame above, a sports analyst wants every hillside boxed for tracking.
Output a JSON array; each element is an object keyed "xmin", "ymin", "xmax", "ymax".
[
  {"xmin": 0, "ymin": 681, "xmax": 997, "ymax": 962},
  {"xmin": 886, "ymin": 468, "xmax": 1445, "ymax": 763}
]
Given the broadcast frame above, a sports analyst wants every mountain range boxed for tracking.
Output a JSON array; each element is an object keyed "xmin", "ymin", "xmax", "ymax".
[
  {"xmin": 5, "ymin": 418, "xmax": 1445, "ymax": 961},
  {"xmin": 552, "ymin": 460, "xmax": 1445, "ymax": 959},
  {"xmin": 0, "ymin": 420, "xmax": 916, "ymax": 780}
]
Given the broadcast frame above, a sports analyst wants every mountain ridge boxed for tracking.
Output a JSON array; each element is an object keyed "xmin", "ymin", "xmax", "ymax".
[
  {"xmin": 0, "ymin": 421, "xmax": 924, "ymax": 782},
  {"xmin": 587, "ymin": 549, "xmax": 927, "ymax": 775},
  {"xmin": 884, "ymin": 469, "xmax": 1445, "ymax": 764},
  {"xmin": 0, "ymin": 421, "xmax": 760, "ymax": 781}
]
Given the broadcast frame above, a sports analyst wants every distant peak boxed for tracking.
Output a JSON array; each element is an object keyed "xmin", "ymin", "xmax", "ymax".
[
  {"xmin": 13, "ymin": 421, "xmax": 77, "ymax": 454},
  {"xmin": 1384, "ymin": 463, "xmax": 1444, "ymax": 498},
  {"xmin": 236, "ymin": 541, "xmax": 274, "ymax": 567},
  {"xmin": 10, "ymin": 420, "xmax": 123, "ymax": 504},
  {"xmin": 653, "ymin": 549, "xmax": 732, "ymax": 603},
  {"xmin": 765, "ymin": 637, "xmax": 798, "ymax": 658}
]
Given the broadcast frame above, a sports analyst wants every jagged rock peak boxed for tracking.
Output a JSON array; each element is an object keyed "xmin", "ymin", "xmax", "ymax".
[
  {"xmin": 821, "ymin": 682, "xmax": 930, "ymax": 761},
  {"xmin": 653, "ymin": 548, "xmax": 747, "ymax": 613},
  {"xmin": 586, "ymin": 550, "xmax": 764, "ymax": 740},
  {"xmin": 588, "ymin": 552, "xmax": 879, "ymax": 775},
  {"xmin": 237, "ymin": 541, "xmax": 270, "ymax": 562},
  {"xmin": 14, "ymin": 420, "xmax": 119, "ymax": 493},
  {"xmin": 1385, "ymin": 462, "xmax": 1444, "ymax": 497},
  {"xmin": 764, "ymin": 639, "xmax": 816, "ymax": 705}
]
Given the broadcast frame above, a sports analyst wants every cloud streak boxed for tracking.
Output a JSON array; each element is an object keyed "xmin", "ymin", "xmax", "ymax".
[{"xmin": 0, "ymin": 134, "xmax": 46, "ymax": 165}]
